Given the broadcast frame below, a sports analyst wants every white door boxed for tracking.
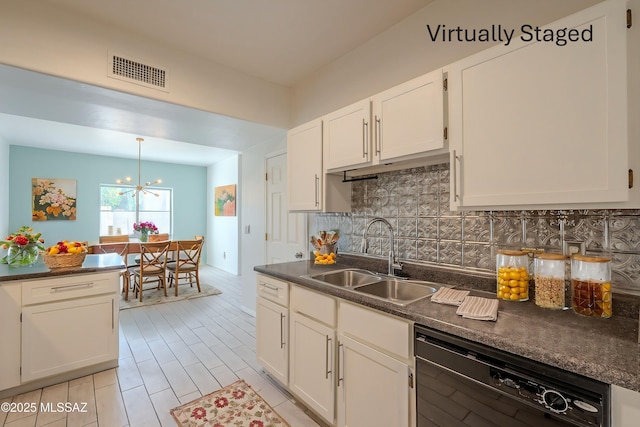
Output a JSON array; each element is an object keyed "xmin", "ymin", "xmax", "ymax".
[{"xmin": 266, "ymin": 153, "xmax": 308, "ymax": 263}]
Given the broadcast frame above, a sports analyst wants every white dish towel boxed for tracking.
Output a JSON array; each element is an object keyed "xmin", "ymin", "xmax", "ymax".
[
  {"xmin": 456, "ymin": 296, "xmax": 499, "ymax": 321},
  {"xmin": 431, "ymin": 287, "xmax": 470, "ymax": 306}
]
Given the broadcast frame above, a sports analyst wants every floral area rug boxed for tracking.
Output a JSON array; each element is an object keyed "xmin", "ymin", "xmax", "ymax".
[
  {"xmin": 170, "ymin": 379, "xmax": 290, "ymax": 427},
  {"xmin": 119, "ymin": 280, "xmax": 222, "ymax": 310}
]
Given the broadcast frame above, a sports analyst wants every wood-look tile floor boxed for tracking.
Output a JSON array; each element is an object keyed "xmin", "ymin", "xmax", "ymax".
[{"xmin": 1, "ymin": 266, "xmax": 326, "ymax": 427}]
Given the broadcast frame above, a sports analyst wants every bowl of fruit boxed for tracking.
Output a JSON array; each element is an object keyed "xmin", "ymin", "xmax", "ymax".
[{"xmin": 42, "ymin": 241, "xmax": 88, "ymax": 269}]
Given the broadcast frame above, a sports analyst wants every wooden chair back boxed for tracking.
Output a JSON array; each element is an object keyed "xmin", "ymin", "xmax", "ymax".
[
  {"xmin": 92, "ymin": 242, "xmax": 129, "ymax": 257},
  {"xmin": 148, "ymin": 233, "xmax": 170, "ymax": 242},
  {"xmin": 194, "ymin": 235, "xmax": 204, "ymax": 241},
  {"xmin": 173, "ymin": 239, "xmax": 204, "ymax": 271},
  {"xmin": 99, "ymin": 235, "xmax": 129, "ymax": 243},
  {"xmin": 138, "ymin": 242, "xmax": 170, "ymax": 272}
]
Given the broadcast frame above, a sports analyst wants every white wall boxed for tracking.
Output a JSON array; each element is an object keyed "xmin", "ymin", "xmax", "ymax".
[
  {"xmin": 208, "ymin": 156, "xmax": 240, "ymax": 274},
  {"xmin": 291, "ymin": 0, "xmax": 601, "ymax": 125},
  {"xmin": 239, "ymin": 138, "xmax": 287, "ymax": 315},
  {"xmin": 0, "ymin": 137, "xmax": 9, "ymax": 237},
  {"xmin": 0, "ymin": 0, "xmax": 290, "ymax": 129}
]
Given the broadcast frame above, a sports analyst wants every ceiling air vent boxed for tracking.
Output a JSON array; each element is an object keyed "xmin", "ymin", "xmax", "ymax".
[{"xmin": 107, "ymin": 52, "xmax": 169, "ymax": 92}]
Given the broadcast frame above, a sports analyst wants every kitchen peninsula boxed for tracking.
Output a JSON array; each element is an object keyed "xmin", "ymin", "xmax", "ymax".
[{"xmin": 0, "ymin": 253, "xmax": 124, "ymax": 399}]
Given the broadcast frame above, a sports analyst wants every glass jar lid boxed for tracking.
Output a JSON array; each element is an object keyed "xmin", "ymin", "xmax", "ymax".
[
  {"xmin": 572, "ymin": 254, "xmax": 610, "ymax": 263},
  {"xmin": 537, "ymin": 253, "xmax": 568, "ymax": 261},
  {"xmin": 497, "ymin": 250, "xmax": 526, "ymax": 256}
]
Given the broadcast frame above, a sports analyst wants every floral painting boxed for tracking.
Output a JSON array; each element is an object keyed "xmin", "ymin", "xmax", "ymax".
[
  {"xmin": 215, "ymin": 184, "xmax": 236, "ymax": 216},
  {"xmin": 32, "ymin": 178, "xmax": 77, "ymax": 221}
]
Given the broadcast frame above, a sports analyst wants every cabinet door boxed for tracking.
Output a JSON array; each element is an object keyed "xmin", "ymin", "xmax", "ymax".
[
  {"xmin": 288, "ymin": 118, "xmax": 323, "ymax": 211},
  {"xmin": 256, "ymin": 297, "xmax": 288, "ymax": 385},
  {"xmin": 448, "ymin": 0, "xmax": 627, "ymax": 209},
  {"xmin": 612, "ymin": 384, "xmax": 640, "ymax": 427},
  {"xmin": 324, "ymin": 98, "xmax": 372, "ymax": 171},
  {"xmin": 0, "ymin": 283, "xmax": 21, "ymax": 390},
  {"xmin": 22, "ymin": 294, "xmax": 118, "ymax": 382},
  {"xmin": 289, "ymin": 312, "xmax": 335, "ymax": 424},
  {"xmin": 373, "ymin": 69, "xmax": 445, "ymax": 162},
  {"xmin": 337, "ymin": 334, "xmax": 410, "ymax": 427}
]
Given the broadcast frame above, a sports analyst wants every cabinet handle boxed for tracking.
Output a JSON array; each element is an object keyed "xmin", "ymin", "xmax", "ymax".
[
  {"xmin": 362, "ymin": 118, "xmax": 369, "ymax": 158},
  {"xmin": 375, "ymin": 115, "xmax": 381, "ymax": 155},
  {"xmin": 51, "ymin": 282, "xmax": 94, "ymax": 292},
  {"xmin": 452, "ymin": 150, "xmax": 460, "ymax": 202},
  {"xmin": 280, "ymin": 313, "xmax": 286, "ymax": 349},
  {"xmin": 260, "ymin": 283, "xmax": 279, "ymax": 295},
  {"xmin": 314, "ymin": 174, "xmax": 320, "ymax": 207},
  {"xmin": 337, "ymin": 341, "xmax": 344, "ymax": 386},
  {"xmin": 111, "ymin": 298, "xmax": 115, "ymax": 331},
  {"xmin": 325, "ymin": 335, "xmax": 332, "ymax": 379}
]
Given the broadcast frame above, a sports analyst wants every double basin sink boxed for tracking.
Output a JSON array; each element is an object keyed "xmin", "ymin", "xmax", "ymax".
[{"xmin": 303, "ymin": 268, "xmax": 440, "ymax": 306}]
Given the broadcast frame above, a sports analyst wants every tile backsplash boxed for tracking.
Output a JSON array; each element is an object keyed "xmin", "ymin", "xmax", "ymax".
[{"xmin": 313, "ymin": 164, "xmax": 640, "ymax": 295}]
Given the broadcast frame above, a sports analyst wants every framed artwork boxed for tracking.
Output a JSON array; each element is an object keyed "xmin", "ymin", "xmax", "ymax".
[
  {"xmin": 32, "ymin": 178, "xmax": 77, "ymax": 221},
  {"xmin": 215, "ymin": 184, "xmax": 236, "ymax": 216}
]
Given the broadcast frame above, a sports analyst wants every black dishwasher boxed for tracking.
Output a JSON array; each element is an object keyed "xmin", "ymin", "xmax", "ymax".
[{"xmin": 415, "ymin": 325, "xmax": 610, "ymax": 427}]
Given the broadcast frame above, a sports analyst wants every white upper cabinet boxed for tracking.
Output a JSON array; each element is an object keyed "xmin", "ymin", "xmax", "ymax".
[
  {"xmin": 288, "ymin": 118, "xmax": 323, "ymax": 211},
  {"xmin": 323, "ymin": 99, "xmax": 372, "ymax": 171},
  {"xmin": 372, "ymin": 69, "xmax": 446, "ymax": 163},
  {"xmin": 323, "ymin": 70, "xmax": 447, "ymax": 174},
  {"xmin": 448, "ymin": 0, "xmax": 629, "ymax": 210},
  {"xmin": 287, "ymin": 119, "xmax": 351, "ymax": 212}
]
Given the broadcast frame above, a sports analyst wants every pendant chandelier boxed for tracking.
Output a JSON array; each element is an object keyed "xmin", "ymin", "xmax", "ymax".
[{"xmin": 117, "ymin": 137, "xmax": 162, "ymax": 197}]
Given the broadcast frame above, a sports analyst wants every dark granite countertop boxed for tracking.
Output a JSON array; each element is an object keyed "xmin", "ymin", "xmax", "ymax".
[
  {"xmin": 254, "ymin": 256, "xmax": 640, "ymax": 392},
  {"xmin": 0, "ymin": 253, "xmax": 125, "ymax": 282}
]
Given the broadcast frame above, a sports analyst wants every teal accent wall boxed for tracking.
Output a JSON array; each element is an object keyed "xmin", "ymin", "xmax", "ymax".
[{"xmin": 9, "ymin": 146, "xmax": 207, "ymax": 247}]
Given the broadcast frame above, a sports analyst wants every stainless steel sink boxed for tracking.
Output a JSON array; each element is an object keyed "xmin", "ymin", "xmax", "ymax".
[
  {"xmin": 306, "ymin": 268, "xmax": 381, "ymax": 287},
  {"xmin": 305, "ymin": 268, "xmax": 440, "ymax": 305},
  {"xmin": 353, "ymin": 279, "xmax": 438, "ymax": 305}
]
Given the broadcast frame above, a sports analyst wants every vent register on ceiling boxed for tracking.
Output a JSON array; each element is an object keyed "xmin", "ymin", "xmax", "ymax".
[{"xmin": 108, "ymin": 52, "xmax": 168, "ymax": 91}]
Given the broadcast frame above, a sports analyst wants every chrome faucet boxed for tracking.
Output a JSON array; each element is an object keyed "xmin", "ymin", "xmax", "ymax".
[{"xmin": 361, "ymin": 217, "xmax": 403, "ymax": 276}]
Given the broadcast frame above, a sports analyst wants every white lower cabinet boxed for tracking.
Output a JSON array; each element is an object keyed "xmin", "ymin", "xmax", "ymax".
[
  {"xmin": 0, "ymin": 282, "xmax": 21, "ymax": 390},
  {"xmin": 256, "ymin": 297, "xmax": 288, "ymax": 385},
  {"xmin": 289, "ymin": 285, "xmax": 337, "ymax": 424},
  {"xmin": 337, "ymin": 301, "xmax": 414, "ymax": 427},
  {"xmin": 337, "ymin": 334, "xmax": 410, "ymax": 427},
  {"xmin": 22, "ymin": 293, "xmax": 118, "ymax": 382},
  {"xmin": 256, "ymin": 278, "xmax": 414, "ymax": 427},
  {"xmin": 289, "ymin": 311, "xmax": 335, "ymax": 423},
  {"xmin": 0, "ymin": 271, "xmax": 121, "ymax": 394},
  {"xmin": 612, "ymin": 384, "xmax": 640, "ymax": 427},
  {"xmin": 256, "ymin": 275, "xmax": 289, "ymax": 385}
]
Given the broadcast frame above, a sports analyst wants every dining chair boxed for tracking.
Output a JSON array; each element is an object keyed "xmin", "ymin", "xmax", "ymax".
[
  {"xmin": 166, "ymin": 239, "xmax": 204, "ymax": 296},
  {"xmin": 99, "ymin": 235, "xmax": 130, "ymax": 243},
  {"xmin": 131, "ymin": 241, "xmax": 170, "ymax": 302},
  {"xmin": 148, "ymin": 233, "xmax": 170, "ymax": 242},
  {"xmin": 92, "ymin": 242, "xmax": 132, "ymax": 299}
]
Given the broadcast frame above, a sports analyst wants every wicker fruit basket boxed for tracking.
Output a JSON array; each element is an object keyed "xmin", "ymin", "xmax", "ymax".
[{"xmin": 42, "ymin": 252, "xmax": 87, "ymax": 269}]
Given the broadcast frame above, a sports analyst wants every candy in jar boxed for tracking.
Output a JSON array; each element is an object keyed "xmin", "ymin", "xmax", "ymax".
[
  {"xmin": 571, "ymin": 255, "xmax": 612, "ymax": 318},
  {"xmin": 496, "ymin": 250, "xmax": 529, "ymax": 301}
]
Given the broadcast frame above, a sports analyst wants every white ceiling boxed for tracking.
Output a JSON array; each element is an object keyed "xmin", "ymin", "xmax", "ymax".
[{"xmin": 0, "ymin": 0, "xmax": 433, "ymax": 165}]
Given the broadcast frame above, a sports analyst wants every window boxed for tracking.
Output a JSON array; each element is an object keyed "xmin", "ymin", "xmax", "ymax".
[{"xmin": 100, "ymin": 185, "xmax": 172, "ymax": 236}]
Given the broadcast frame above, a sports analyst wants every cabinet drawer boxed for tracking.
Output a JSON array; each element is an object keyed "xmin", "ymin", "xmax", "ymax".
[
  {"xmin": 22, "ymin": 272, "xmax": 119, "ymax": 306},
  {"xmin": 256, "ymin": 274, "xmax": 289, "ymax": 306},
  {"xmin": 339, "ymin": 301, "xmax": 411, "ymax": 360},
  {"xmin": 291, "ymin": 285, "xmax": 335, "ymax": 327}
]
